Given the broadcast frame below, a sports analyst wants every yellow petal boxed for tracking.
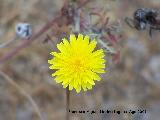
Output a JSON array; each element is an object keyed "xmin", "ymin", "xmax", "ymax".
[
  {"xmin": 62, "ymin": 38, "xmax": 69, "ymax": 46},
  {"xmin": 70, "ymin": 34, "xmax": 76, "ymax": 45},
  {"xmin": 48, "ymin": 33, "xmax": 106, "ymax": 93},
  {"xmin": 75, "ymin": 85, "xmax": 81, "ymax": 93},
  {"xmin": 92, "ymin": 69, "xmax": 105, "ymax": 73},
  {"xmin": 84, "ymin": 35, "xmax": 89, "ymax": 44},
  {"xmin": 88, "ymin": 39, "xmax": 97, "ymax": 52},
  {"xmin": 69, "ymin": 81, "xmax": 74, "ymax": 90},
  {"xmin": 55, "ymin": 75, "xmax": 64, "ymax": 83},
  {"xmin": 86, "ymin": 83, "xmax": 92, "ymax": 89},
  {"xmin": 88, "ymin": 79, "xmax": 95, "ymax": 85},
  {"xmin": 77, "ymin": 33, "xmax": 83, "ymax": 42}
]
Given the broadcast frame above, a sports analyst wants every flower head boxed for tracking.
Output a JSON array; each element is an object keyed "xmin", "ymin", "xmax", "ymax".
[{"xmin": 48, "ymin": 34, "xmax": 106, "ymax": 93}]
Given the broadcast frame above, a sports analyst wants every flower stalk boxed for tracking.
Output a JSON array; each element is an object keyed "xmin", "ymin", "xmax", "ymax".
[{"xmin": 66, "ymin": 87, "xmax": 70, "ymax": 120}]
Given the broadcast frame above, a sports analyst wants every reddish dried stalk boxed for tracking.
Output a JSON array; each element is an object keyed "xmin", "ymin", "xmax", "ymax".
[
  {"xmin": 0, "ymin": 0, "xmax": 91, "ymax": 64},
  {"xmin": 0, "ymin": 15, "xmax": 61, "ymax": 64},
  {"xmin": 1, "ymin": 0, "xmax": 121, "ymax": 64}
]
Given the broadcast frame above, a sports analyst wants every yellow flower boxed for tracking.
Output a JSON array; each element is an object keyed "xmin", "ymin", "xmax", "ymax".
[{"xmin": 48, "ymin": 34, "xmax": 106, "ymax": 93}]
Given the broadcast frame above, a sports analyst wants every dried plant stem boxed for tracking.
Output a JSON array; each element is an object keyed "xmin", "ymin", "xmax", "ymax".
[
  {"xmin": 0, "ymin": 15, "xmax": 61, "ymax": 64},
  {"xmin": 0, "ymin": 71, "xmax": 44, "ymax": 120},
  {"xmin": 66, "ymin": 88, "xmax": 70, "ymax": 120},
  {"xmin": 97, "ymin": 39, "xmax": 116, "ymax": 54},
  {"xmin": 74, "ymin": 9, "xmax": 81, "ymax": 33},
  {"xmin": 0, "ymin": 0, "xmax": 91, "ymax": 64},
  {"xmin": 0, "ymin": 37, "xmax": 17, "ymax": 48}
]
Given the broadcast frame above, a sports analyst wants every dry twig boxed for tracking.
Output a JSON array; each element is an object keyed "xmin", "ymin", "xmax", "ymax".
[{"xmin": 0, "ymin": 71, "xmax": 44, "ymax": 120}]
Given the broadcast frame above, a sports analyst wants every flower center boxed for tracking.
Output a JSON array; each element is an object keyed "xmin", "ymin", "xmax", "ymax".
[{"xmin": 73, "ymin": 59, "xmax": 84, "ymax": 71}]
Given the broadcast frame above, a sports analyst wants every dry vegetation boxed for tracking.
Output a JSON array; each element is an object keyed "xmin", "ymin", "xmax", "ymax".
[{"xmin": 0, "ymin": 0, "xmax": 160, "ymax": 120}]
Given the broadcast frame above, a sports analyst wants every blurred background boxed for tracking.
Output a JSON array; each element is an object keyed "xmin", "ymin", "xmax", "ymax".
[{"xmin": 0, "ymin": 0, "xmax": 160, "ymax": 120}]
